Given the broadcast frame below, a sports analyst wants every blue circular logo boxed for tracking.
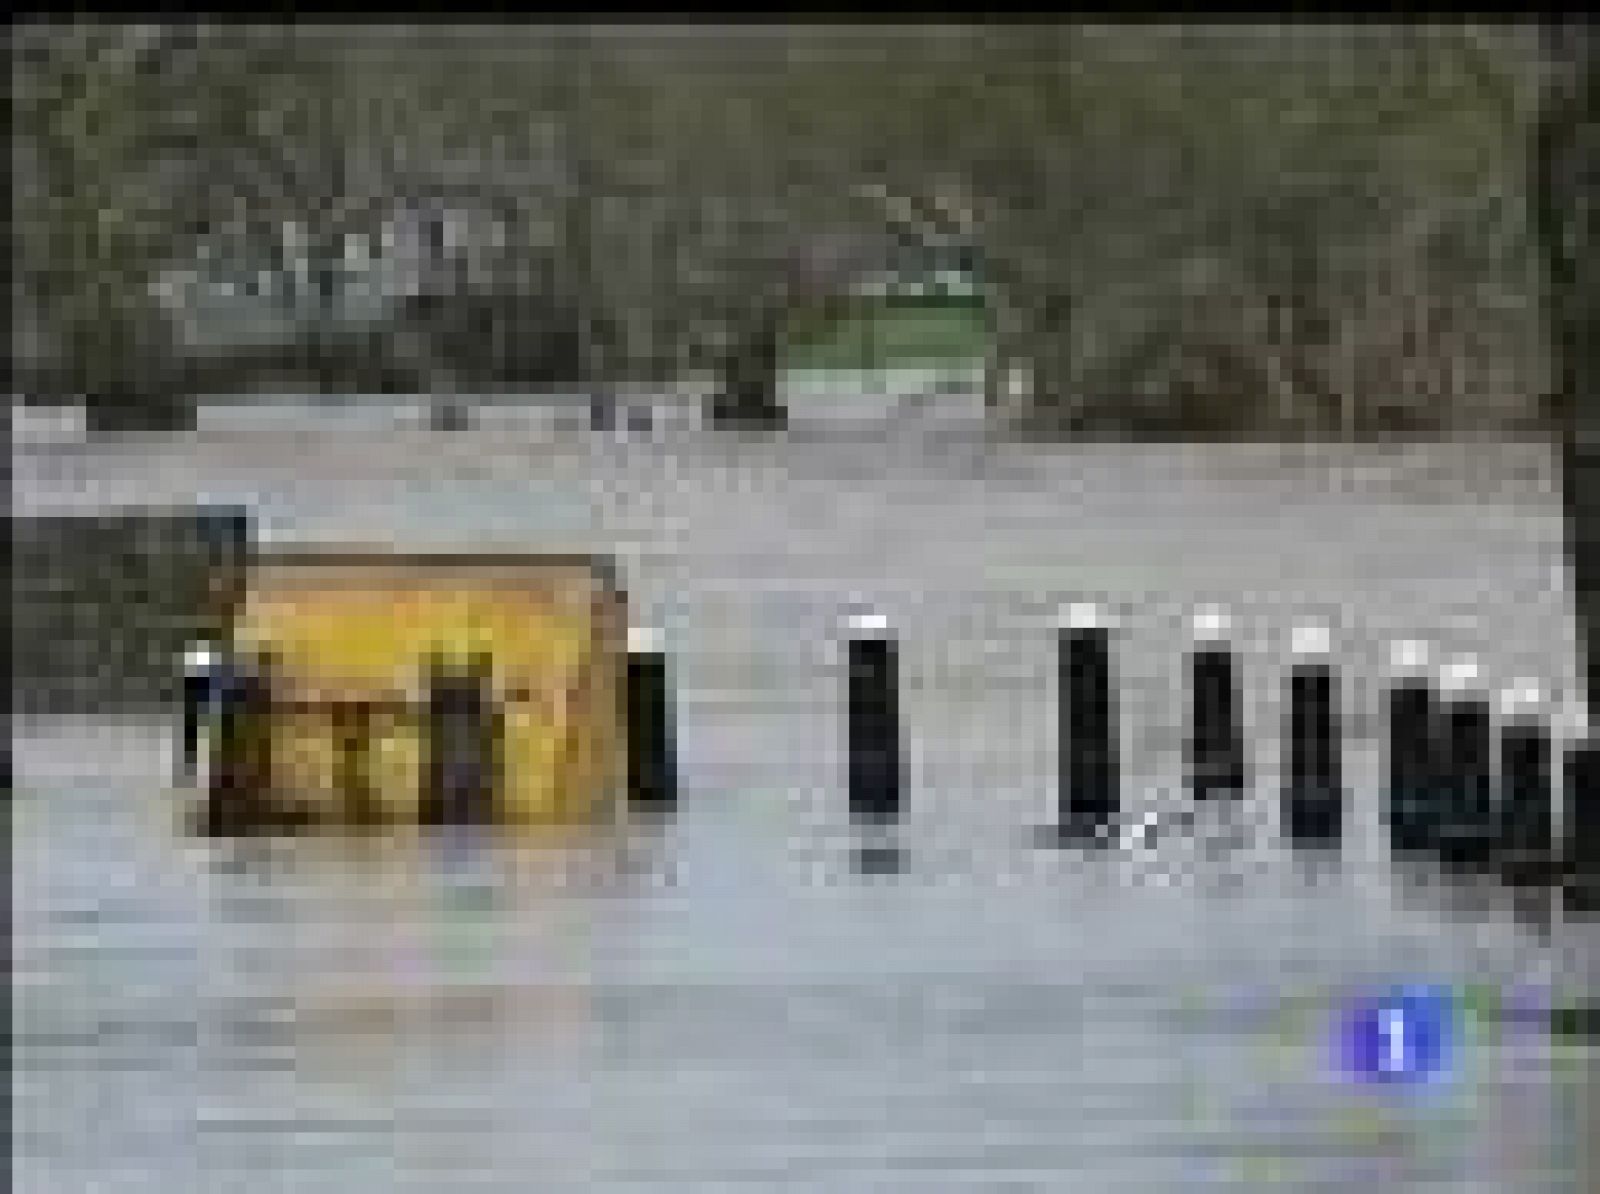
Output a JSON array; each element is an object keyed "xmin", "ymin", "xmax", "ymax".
[{"xmin": 1335, "ymin": 984, "xmax": 1457, "ymax": 1086}]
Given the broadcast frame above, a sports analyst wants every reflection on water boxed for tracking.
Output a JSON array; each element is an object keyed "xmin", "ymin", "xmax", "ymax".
[{"xmin": 12, "ymin": 721, "xmax": 1593, "ymax": 1193}]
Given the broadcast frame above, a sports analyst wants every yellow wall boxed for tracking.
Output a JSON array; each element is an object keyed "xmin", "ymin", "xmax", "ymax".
[{"xmin": 233, "ymin": 559, "xmax": 623, "ymax": 827}]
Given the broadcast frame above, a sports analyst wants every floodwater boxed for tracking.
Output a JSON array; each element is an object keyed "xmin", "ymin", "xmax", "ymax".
[{"xmin": 13, "ymin": 403, "xmax": 1597, "ymax": 1191}]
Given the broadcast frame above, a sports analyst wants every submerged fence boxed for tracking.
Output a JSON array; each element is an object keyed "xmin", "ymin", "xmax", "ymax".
[
  {"xmin": 18, "ymin": 507, "xmax": 1593, "ymax": 903},
  {"xmin": 625, "ymin": 603, "xmax": 1596, "ymax": 904},
  {"xmin": 183, "ymin": 586, "xmax": 1594, "ymax": 902}
]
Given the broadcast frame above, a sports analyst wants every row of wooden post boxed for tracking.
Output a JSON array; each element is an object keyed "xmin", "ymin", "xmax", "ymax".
[
  {"xmin": 623, "ymin": 606, "xmax": 1595, "ymax": 893},
  {"xmin": 178, "ymin": 559, "xmax": 1592, "ymax": 891}
]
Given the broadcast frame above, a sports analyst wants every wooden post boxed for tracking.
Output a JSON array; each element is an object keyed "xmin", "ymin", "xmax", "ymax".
[
  {"xmin": 1188, "ymin": 606, "xmax": 1247, "ymax": 802},
  {"xmin": 626, "ymin": 627, "xmax": 677, "ymax": 815},
  {"xmin": 1566, "ymin": 733, "xmax": 1599, "ymax": 914},
  {"xmin": 1050, "ymin": 602, "xmax": 1120, "ymax": 845},
  {"xmin": 179, "ymin": 643, "xmax": 216, "ymax": 784},
  {"xmin": 1385, "ymin": 640, "xmax": 1439, "ymax": 858},
  {"xmin": 846, "ymin": 611, "xmax": 903, "ymax": 828},
  {"xmin": 1497, "ymin": 681, "xmax": 1555, "ymax": 878},
  {"xmin": 1282, "ymin": 623, "xmax": 1343, "ymax": 847},
  {"xmin": 1438, "ymin": 657, "xmax": 1493, "ymax": 868}
]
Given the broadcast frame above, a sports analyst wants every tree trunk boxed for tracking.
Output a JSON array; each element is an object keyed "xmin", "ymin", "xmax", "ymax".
[
  {"xmin": 982, "ymin": 293, "xmax": 1027, "ymax": 421},
  {"xmin": 1019, "ymin": 344, "xmax": 1076, "ymax": 438},
  {"xmin": 707, "ymin": 306, "xmax": 787, "ymax": 430}
]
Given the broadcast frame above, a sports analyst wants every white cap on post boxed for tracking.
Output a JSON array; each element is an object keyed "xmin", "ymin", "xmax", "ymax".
[
  {"xmin": 1498, "ymin": 679, "xmax": 1545, "ymax": 718},
  {"xmin": 1389, "ymin": 639, "xmax": 1432, "ymax": 674},
  {"xmin": 629, "ymin": 626, "xmax": 665, "ymax": 655},
  {"xmin": 1290, "ymin": 622, "xmax": 1332, "ymax": 656},
  {"xmin": 1191, "ymin": 605, "xmax": 1231, "ymax": 641},
  {"xmin": 1438, "ymin": 655, "xmax": 1482, "ymax": 695},
  {"xmin": 1060, "ymin": 601, "xmax": 1113, "ymax": 631},
  {"xmin": 847, "ymin": 610, "xmax": 891, "ymax": 636},
  {"xmin": 184, "ymin": 643, "xmax": 218, "ymax": 674}
]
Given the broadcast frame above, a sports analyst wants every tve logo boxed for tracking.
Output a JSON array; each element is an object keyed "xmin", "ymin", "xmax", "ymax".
[{"xmin": 1334, "ymin": 984, "xmax": 1458, "ymax": 1086}]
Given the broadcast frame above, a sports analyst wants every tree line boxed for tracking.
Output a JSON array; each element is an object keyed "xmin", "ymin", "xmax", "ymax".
[{"xmin": 8, "ymin": 22, "xmax": 1566, "ymax": 440}]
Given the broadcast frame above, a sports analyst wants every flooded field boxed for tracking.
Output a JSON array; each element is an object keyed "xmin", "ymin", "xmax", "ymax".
[{"xmin": 12, "ymin": 411, "xmax": 1596, "ymax": 1191}]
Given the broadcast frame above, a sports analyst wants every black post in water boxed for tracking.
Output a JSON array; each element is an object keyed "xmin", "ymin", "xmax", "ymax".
[
  {"xmin": 1188, "ymin": 608, "xmax": 1247, "ymax": 803},
  {"xmin": 1437, "ymin": 658, "xmax": 1494, "ymax": 869},
  {"xmin": 1047, "ymin": 603, "xmax": 1120, "ymax": 845},
  {"xmin": 199, "ymin": 651, "xmax": 242, "ymax": 834},
  {"xmin": 847, "ymin": 612, "xmax": 903, "ymax": 830},
  {"xmin": 1385, "ymin": 641, "xmax": 1440, "ymax": 858},
  {"xmin": 179, "ymin": 643, "xmax": 216, "ymax": 784},
  {"xmin": 1282, "ymin": 624, "xmax": 1343, "ymax": 847},
  {"xmin": 626, "ymin": 627, "xmax": 678, "ymax": 816},
  {"xmin": 1565, "ymin": 734, "xmax": 1599, "ymax": 914},
  {"xmin": 1496, "ymin": 683, "xmax": 1555, "ymax": 880}
]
